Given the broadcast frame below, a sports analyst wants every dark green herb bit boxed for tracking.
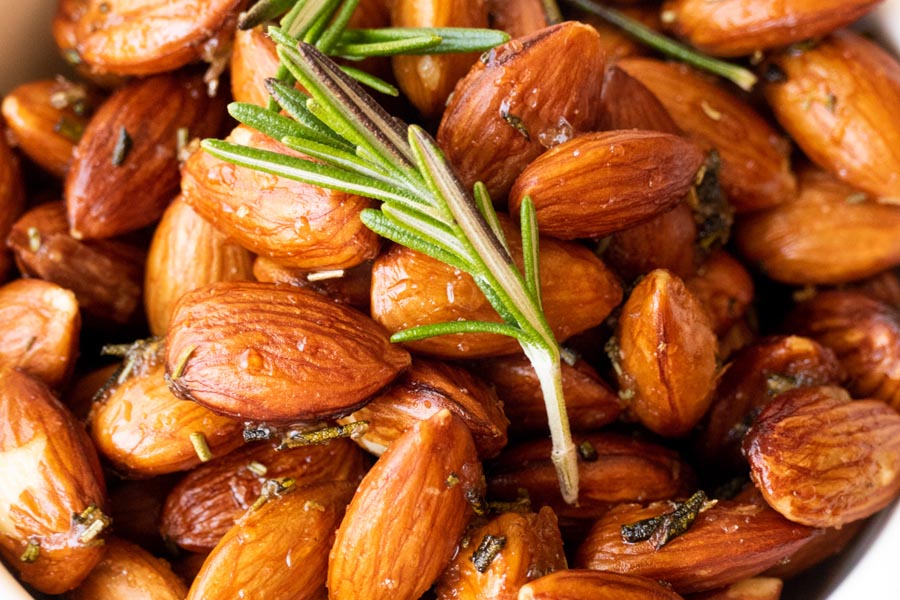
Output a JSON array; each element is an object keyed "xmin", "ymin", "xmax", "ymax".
[
  {"xmin": 277, "ymin": 420, "xmax": 368, "ymax": 449},
  {"xmin": 487, "ymin": 488, "xmax": 532, "ymax": 514},
  {"xmin": 577, "ymin": 440, "xmax": 598, "ymax": 462},
  {"xmin": 446, "ymin": 472, "xmax": 460, "ymax": 488},
  {"xmin": 500, "ymin": 103, "xmax": 530, "ymax": 141},
  {"xmin": 111, "ymin": 126, "xmax": 132, "ymax": 167},
  {"xmin": 762, "ymin": 63, "xmax": 788, "ymax": 83},
  {"xmin": 466, "ymin": 489, "xmax": 489, "ymax": 516},
  {"xmin": 53, "ymin": 117, "xmax": 84, "ymax": 143},
  {"xmin": 250, "ymin": 477, "xmax": 296, "ymax": 511},
  {"xmin": 689, "ymin": 151, "xmax": 733, "ymax": 257},
  {"xmin": 243, "ymin": 422, "xmax": 278, "ymax": 442},
  {"xmin": 471, "ymin": 534, "xmax": 506, "ymax": 573},
  {"xmin": 72, "ymin": 504, "xmax": 111, "ymax": 545},
  {"xmin": 620, "ymin": 490, "xmax": 711, "ymax": 549},
  {"xmin": 20, "ymin": 539, "xmax": 39, "ymax": 563}
]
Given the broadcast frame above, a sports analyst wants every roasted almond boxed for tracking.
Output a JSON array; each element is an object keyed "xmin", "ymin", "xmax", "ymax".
[
  {"xmin": 851, "ymin": 269, "xmax": 900, "ymax": 307},
  {"xmin": 108, "ymin": 476, "xmax": 178, "ymax": 554},
  {"xmin": 687, "ymin": 577, "xmax": 783, "ymax": 600},
  {"xmin": 743, "ymin": 385, "xmax": 900, "ymax": 528},
  {"xmin": 509, "ymin": 131, "xmax": 705, "ymax": 240},
  {"xmin": 252, "ymin": 257, "xmax": 374, "ymax": 312},
  {"xmin": 230, "ymin": 26, "xmax": 282, "ymax": 106},
  {"xmin": 0, "ymin": 129, "xmax": 25, "ymax": 282},
  {"xmin": 66, "ymin": 72, "xmax": 226, "ymax": 239},
  {"xmin": 165, "ymin": 281, "xmax": 411, "ymax": 421},
  {"xmin": 763, "ymin": 519, "xmax": 863, "ymax": 579},
  {"xmin": 328, "ymin": 409, "xmax": 484, "ymax": 600},
  {"xmin": 685, "ymin": 250, "xmax": 754, "ymax": 335},
  {"xmin": 487, "ymin": 0, "xmax": 550, "ymax": 39},
  {"xmin": 519, "ymin": 569, "xmax": 686, "ymax": 600},
  {"xmin": 598, "ymin": 65, "xmax": 681, "ymax": 134}
]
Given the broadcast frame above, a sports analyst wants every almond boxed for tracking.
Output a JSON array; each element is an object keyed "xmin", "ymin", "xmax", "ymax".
[
  {"xmin": 66, "ymin": 72, "xmax": 227, "ymax": 239},
  {"xmin": 252, "ymin": 257, "xmax": 374, "ymax": 312},
  {"xmin": 487, "ymin": 0, "xmax": 550, "ymax": 39},
  {"xmin": 165, "ymin": 281, "xmax": 411, "ymax": 421},
  {"xmin": 764, "ymin": 519, "xmax": 863, "ymax": 579},
  {"xmin": 509, "ymin": 131, "xmax": 704, "ymax": 240},
  {"xmin": 65, "ymin": 364, "xmax": 119, "ymax": 421},
  {"xmin": 144, "ymin": 195, "xmax": 255, "ymax": 337},
  {"xmin": 519, "ymin": 569, "xmax": 686, "ymax": 600},
  {"xmin": 851, "ymin": 269, "xmax": 900, "ymax": 307},
  {"xmin": 0, "ymin": 278, "xmax": 80, "ymax": 388},
  {"xmin": 0, "ymin": 129, "xmax": 25, "ymax": 282},
  {"xmin": 685, "ymin": 251, "xmax": 754, "ymax": 335},
  {"xmin": 687, "ymin": 577, "xmax": 783, "ymax": 600},
  {"xmin": 578, "ymin": 7, "xmax": 662, "ymax": 64},
  {"xmin": 598, "ymin": 66, "xmax": 681, "ymax": 134},
  {"xmin": 108, "ymin": 476, "xmax": 178, "ymax": 554},
  {"xmin": 743, "ymin": 385, "xmax": 900, "ymax": 528},
  {"xmin": 0, "ymin": 365, "xmax": 108, "ymax": 594},
  {"xmin": 328, "ymin": 409, "xmax": 484, "ymax": 600},
  {"xmin": 436, "ymin": 21, "xmax": 605, "ymax": 200},
  {"xmin": 230, "ymin": 26, "xmax": 281, "ymax": 107},
  {"xmin": 605, "ymin": 202, "xmax": 698, "ymax": 282}
]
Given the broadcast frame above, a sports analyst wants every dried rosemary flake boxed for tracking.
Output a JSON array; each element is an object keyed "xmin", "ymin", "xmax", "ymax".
[
  {"xmin": 621, "ymin": 490, "xmax": 711, "ymax": 549},
  {"xmin": 471, "ymin": 534, "xmax": 506, "ymax": 573},
  {"xmin": 577, "ymin": 440, "xmax": 598, "ymax": 462},
  {"xmin": 247, "ymin": 461, "xmax": 268, "ymax": 476},
  {"xmin": 499, "ymin": 100, "xmax": 530, "ymax": 141},
  {"xmin": 243, "ymin": 422, "xmax": 277, "ymax": 442},
  {"xmin": 62, "ymin": 48, "xmax": 83, "ymax": 66},
  {"xmin": 190, "ymin": 432, "xmax": 213, "ymax": 462},
  {"xmin": 250, "ymin": 477, "xmax": 296, "ymax": 511},
  {"xmin": 170, "ymin": 344, "xmax": 197, "ymax": 379},
  {"xmin": 700, "ymin": 100, "xmax": 722, "ymax": 121},
  {"xmin": 306, "ymin": 269, "xmax": 346, "ymax": 282},
  {"xmin": 466, "ymin": 489, "xmax": 489, "ymax": 516},
  {"xmin": 26, "ymin": 227, "xmax": 41, "ymax": 253},
  {"xmin": 53, "ymin": 117, "xmax": 84, "ymax": 143},
  {"xmin": 766, "ymin": 373, "xmax": 800, "ymax": 396},
  {"xmin": 845, "ymin": 192, "xmax": 868, "ymax": 204},
  {"xmin": 446, "ymin": 472, "xmax": 460, "ymax": 488},
  {"xmin": 487, "ymin": 488, "xmax": 532, "ymax": 514},
  {"xmin": 111, "ymin": 126, "xmax": 132, "ymax": 167},
  {"xmin": 20, "ymin": 539, "xmax": 39, "ymax": 563},
  {"xmin": 73, "ymin": 505, "xmax": 111, "ymax": 545},
  {"xmin": 277, "ymin": 421, "xmax": 368, "ymax": 449}
]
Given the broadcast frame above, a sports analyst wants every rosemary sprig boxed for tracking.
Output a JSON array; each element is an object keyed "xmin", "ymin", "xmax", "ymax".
[{"xmin": 201, "ymin": 42, "xmax": 580, "ymax": 504}]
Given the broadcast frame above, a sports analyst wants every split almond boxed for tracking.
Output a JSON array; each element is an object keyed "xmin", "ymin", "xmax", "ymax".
[{"xmin": 519, "ymin": 569, "xmax": 685, "ymax": 600}]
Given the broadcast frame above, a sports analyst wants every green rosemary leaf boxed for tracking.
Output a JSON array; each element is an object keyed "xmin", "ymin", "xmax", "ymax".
[
  {"xmin": 519, "ymin": 196, "xmax": 542, "ymax": 308},
  {"xmin": 473, "ymin": 182, "xmax": 510, "ymax": 256},
  {"xmin": 381, "ymin": 203, "xmax": 471, "ymax": 259},
  {"xmin": 334, "ymin": 35, "xmax": 444, "ymax": 58},
  {"xmin": 283, "ymin": 0, "xmax": 342, "ymax": 39},
  {"xmin": 239, "ymin": 0, "xmax": 295, "ymax": 30},
  {"xmin": 316, "ymin": 0, "xmax": 360, "ymax": 53},
  {"xmin": 360, "ymin": 210, "xmax": 472, "ymax": 272},
  {"xmin": 339, "ymin": 27, "xmax": 510, "ymax": 54},
  {"xmin": 228, "ymin": 102, "xmax": 347, "ymax": 152},
  {"xmin": 390, "ymin": 321, "xmax": 530, "ymax": 344},
  {"xmin": 263, "ymin": 79, "xmax": 352, "ymax": 149},
  {"xmin": 542, "ymin": 0, "xmax": 563, "ymax": 24},
  {"xmin": 338, "ymin": 65, "xmax": 399, "ymax": 96}
]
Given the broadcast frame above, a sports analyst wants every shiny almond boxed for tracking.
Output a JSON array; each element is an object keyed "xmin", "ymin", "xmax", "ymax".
[
  {"xmin": 685, "ymin": 251, "xmax": 754, "ymax": 335},
  {"xmin": 487, "ymin": 0, "xmax": 549, "ymax": 39},
  {"xmin": 519, "ymin": 569, "xmax": 685, "ymax": 600},
  {"xmin": 0, "ymin": 130, "xmax": 25, "ymax": 282},
  {"xmin": 230, "ymin": 26, "xmax": 282, "ymax": 107}
]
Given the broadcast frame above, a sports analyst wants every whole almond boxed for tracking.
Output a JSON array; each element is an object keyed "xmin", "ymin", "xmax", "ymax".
[
  {"xmin": 0, "ymin": 130, "xmax": 25, "ymax": 282},
  {"xmin": 145, "ymin": 195, "xmax": 255, "ymax": 337},
  {"xmin": 685, "ymin": 251, "xmax": 754, "ymax": 335},
  {"xmin": 66, "ymin": 72, "xmax": 226, "ymax": 239},
  {"xmin": 509, "ymin": 131, "xmax": 705, "ymax": 240},
  {"xmin": 253, "ymin": 257, "xmax": 374, "ymax": 312},
  {"xmin": 764, "ymin": 519, "xmax": 863, "ymax": 579},
  {"xmin": 0, "ymin": 365, "xmax": 108, "ymax": 594},
  {"xmin": 437, "ymin": 21, "xmax": 605, "ymax": 200},
  {"xmin": 165, "ymin": 281, "xmax": 411, "ymax": 421},
  {"xmin": 0, "ymin": 278, "xmax": 80, "ymax": 388},
  {"xmin": 487, "ymin": 0, "xmax": 550, "ymax": 39},
  {"xmin": 519, "ymin": 569, "xmax": 685, "ymax": 600},
  {"xmin": 763, "ymin": 30, "xmax": 900, "ymax": 200},
  {"xmin": 687, "ymin": 577, "xmax": 783, "ymax": 600},
  {"xmin": 605, "ymin": 202, "xmax": 698, "ymax": 282},
  {"xmin": 599, "ymin": 66, "xmax": 681, "ymax": 134},
  {"xmin": 578, "ymin": 7, "xmax": 662, "ymax": 64},
  {"xmin": 230, "ymin": 26, "xmax": 281, "ymax": 106},
  {"xmin": 108, "ymin": 476, "xmax": 178, "ymax": 554},
  {"xmin": 328, "ymin": 409, "xmax": 484, "ymax": 600}
]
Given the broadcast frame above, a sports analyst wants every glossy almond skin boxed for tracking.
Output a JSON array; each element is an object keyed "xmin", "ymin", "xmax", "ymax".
[
  {"xmin": 108, "ymin": 476, "xmax": 178, "ymax": 554},
  {"xmin": 509, "ymin": 131, "xmax": 704, "ymax": 240},
  {"xmin": 371, "ymin": 216, "xmax": 623, "ymax": 358},
  {"xmin": 662, "ymin": 0, "xmax": 881, "ymax": 56},
  {"xmin": 575, "ymin": 501, "xmax": 820, "ymax": 594},
  {"xmin": 7, "ymin": 202, "xmax": 145, "ymax": 325},
  {"xmin": 338, "ymin": 358, "xmax": 509, "ymax": 458},
  {"xmin": 614, "ymin": 269, "xmax": 718, "ymax": 437},
  {"xmin": 182, "ymin": 125, "xmax": 380, "ymax": 270},
  {"xmin": 165, "ymin": 281, "xmax": 411, "ymax": 421},
  {"xmin": 328, "ymin": 410, "xmax": 484, "ymax": 600},
  {"xmin": 188, "ymin": 480, "xmax": 356, "ymax": 600},
  {"xmin": 0, "ymin": 279, "xmax": 80, "ymax": 389},
  {"xmin": 790, "ymin": 291, "xmax": 900, "ymax": 410},
  {"xmin": 619, "ymin": 58, "xmax": 795, "ymax": 213},
  {"xmin": 605, "ymin": 202, "xmax": 698, "ymax": 282},
  {"xmin": 487, "ymin": 0, "xmax": 549, "ymax": 39},
  {"xmin": 475, "ymin": 354, "xmax": 622, "ymax": 436},
  {"xmin": 685, "ymin": 251, "xmax": 754, "ymax": 335},
  {"xmin": 161, "ymin": 439, "xmax": 368, "ymax": 553},
  {"xmin": 488, "ymin": 433, "xmax": 695, "ymax": 521},
  {"xmin": 519, "ymin": 569, "xmax": 685, "ymax": 600},
  {"xmin": 435, "ymin": 507, "xmax": 567, "ymax": 600},
  {"xmin": 687, "ymin": 578, "xmax": 783, "ymax": 600},
  {"xmin": 230, "ymin": 26, "xmax": 281, "ymax": 106},
  {"xmin": 598, "ymin": 66, "xmax": 681, "ymax": 134},
  {"xmin": 52, "ymin": 0, "xmax": 244, "ymax": 76},
  {"xmin": 0, "ymin": 366, "xmax": 108, "ymax": 594},
  {"xmin": 252, "ymin": 257, "xmax": 373, "ymax": 312},
  {"xmin": 437, "ymin": 22, "xmax": 605, "ymax": 200},
  {"xmin": 67, "ymin": 537, "xmax": 187, "ymax": 600},
  {"xmin": 764, "ymin": 519, "xmax": 863, "ymax": 579},
  {"xmin": 744, "ymin": 386, "xmax": 900, "ymax": 527},
  {"xmin": 66, "ymin": 72, "xmax": 226, "ymax": 239},
  {"xmin": 392, "ymin": 0, "xmax": 488, "ymax": 118},
  {"xmin": 0, "ymin": 131, "xmax": 25, "ymax": 282},
  {"xmin": 764, "ymin": 30, "xmax": 900, "ymax": 200},
  {"xmin": 736, "ymin": 167, "xmax": 900, "ymax": 285},
  {"xmin": 145, "ymin": 195, "xmax": 255, "ymax": 337}
]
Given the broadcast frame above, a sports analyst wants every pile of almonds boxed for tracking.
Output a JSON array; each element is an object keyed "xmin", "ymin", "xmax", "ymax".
[{"xmin": 1, "ymin": 0, "xmax": 900, "ymax": 598}]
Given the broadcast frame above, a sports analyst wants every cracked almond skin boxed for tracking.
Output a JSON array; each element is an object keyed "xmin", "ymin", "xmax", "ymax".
[
  {"xmin": 182, "ymin": 125, "xmax": 381, "ymax": 271},
  {"xmin": 661, "ymin": 0, "xmax": 881, "ymax": 57},
  {"xmin": 743, "ymin": 385, "xmax": 900, "ymax": 528},
  {"xmin": 0, "ymin": 130, "xmax": 24, "ymax": 283},
  {"xmin": 764, "ymin": 30, "xmax": 900, "ymax": 200},
  {"xmin": 66, "ymin": 72, "xmax": 226, "ymax": 240},
  {"xmin": 161, "ymin": 439, "xmax": 367, "ymax": 553},
  {"xmin": 435, "ymin": 507, "xmax": 567, "ymax": 600},
  {"xmin": 328, "ymin": 409, "xmax": 484, "ymax": 600},
  {"xmin": 614, "ymin": 269, "xmax": 718, "ymax": 437},
  {"xmin": 0, "ymin": 279, "xmax": 80, "ymax": 389},
  {"xmin": 685, "ymin": 251, "xmax": 754, "ymax": 335},
  {"xmin": 509, "ymin": 131, "xmax": 704, "ymax": 240},
  {"xmin": 437, "ymin": 21, "xmax": 605, "ymax": 200},
  {"xmin": 519, "ymin": 569, "xmax": 685, "ymax": 600},
  {"xmin": 52, "ymin": 0, "xmax": 244, "ymax": 77},
  {"xmin": 0, "ymin": 365, "xmax": 108, "ymax": 594},
  {"xmin": 618, "ymin": 58, "xmax": 795, "ymax": 213},
  {"xmin": 165, "ymin": 281, "xmax": 411, "ymax": 421},
  {"xmin": 575, "ymin": 501, "xmax": 821, "ymax": 594}
]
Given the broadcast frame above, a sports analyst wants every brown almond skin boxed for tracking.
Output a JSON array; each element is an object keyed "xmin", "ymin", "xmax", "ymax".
[
  {"xmin": 0, "ymin": 365, "xmax": 108, "ymax": 594},
  {"xmin": 165, "ymin": 281, "xmax": 411, "ymax": 421},
  {"xmin": 66, "ymin": 537, "xmax": 187, "ymax": 600},
  {"xmin": 66, "ymin": 72, "xmax": 226, "ymax": 240},
  {"xmin": 161, "ymin": 439, "xmax": 368, "ymax": 553},
  {"xmin": 371, "ymin": 215, "xmax": 623, "ymax": 358},
  {"xmin": 474, "ymin": 354, "xmax": 622, "ymax": 436},
  {"xmin": 764, "ymin": 519, "xmax": 863, "ymax": 579},
  {"xmin": 744, "ymin": 385, "xmax": 900, "ymax": 528},
  {"xmin": 519, "ymin": 569, "xmax": 685, "ymax": 600},
  {"xmin": 619, "ymin": 58, "xmax": 795, "ymax": 213},
  {"xmin": 662, "ymin": 0, "xmax": 881, "ymax": 57},
  {"xmin": 685, "ymin": 251, "xmax": 754, "ymax": 335},
  {"xmin": 53, "ymin": 0, "xmax": 243, "ymax": 77},
  {"xmin": 790, "ymin": 290, "xmax": 900, "ymax": 410},
  {"xmin": 7, "ymin": 202, "xmax": 145, "ymax": 325},
  {"xmin": 108, "ymin": 476, "xmax": 178, "ymax": 554},
  {"xmin": 437, "ymin": 21, "xmax": 605, "ymax": 200},
  {"xmin": 188, "ymin": 480, "xmax": 357, "ymax": 600},
  {"xmin": 764, "ymin": 30, "xmax": 900, "ymax": 200},
  {"xmin": 575, "ymin": 501, "xmax": 821, "ymax": 594},
  {"xmin": 599, "ymin": 66, "xmax": 681, "ymax": 134},
  {"xmin": 328, "ymin": 409, "xmax": 484, "ymax": 600},
  {"xmin": 614, "ymin": 269, "xmax": 718, "ymax": 437},
  {"xmin": 687, "ymin": 578, "xmax": 783, "ymax": 600},
  {"xmin": 509, "ymin": 131, "xmax": 705, "ymax": 240},
  {"xmin": 182, "ymin": 125, "xmax": 381, "ymax": 271},
  {"xmin": 252, "ymin": 256, "xmax": 373, "ymax": 312},
  {"xmin": 435, "ymin": 507, "xmax": 567, "ymax": 600},
  {"xmin": 735, "ymin": 167, "xmax": 900, "ymax": 285},
  {"xmin": 230, "ymin": 26, "xmax": 282, "ymax": 106},
  {"xmin": 0, "ymin": 279, "xmax": 80, "ymax": 389},
  {"xmin": 337, "ymin": 358, "xmax": 509, "ymax": 459},
  {"xmin": 145, "ymin": 195, "xmax": 255, "ymax": 337},
  {"xmin": 487, "ymin": 0, "xmax": 549, "ymax": 39},
  {"xmin": 605, "ymin": 202, "xmax": 697, "ymax": 282},
  {"xmin": 851, "ymin": 269, "xmax": 900, "ymax": 307},
  {"xmin": 0, "ymin": 130, "xmax": 25, "ymax": 282}
]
